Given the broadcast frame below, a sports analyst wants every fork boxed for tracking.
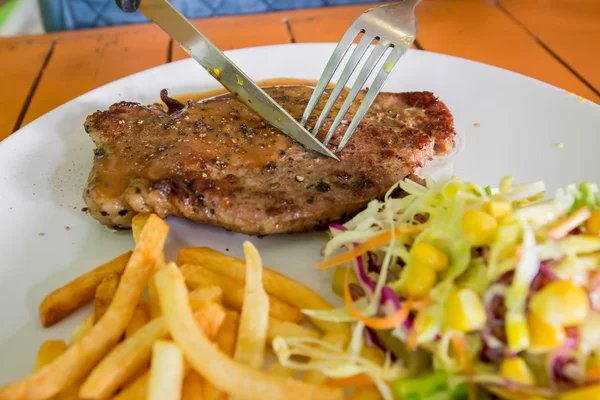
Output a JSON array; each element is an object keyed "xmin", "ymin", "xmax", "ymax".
[{"xmin": 301, "ymin": 0, "xmax": 421, "ymax": 153}]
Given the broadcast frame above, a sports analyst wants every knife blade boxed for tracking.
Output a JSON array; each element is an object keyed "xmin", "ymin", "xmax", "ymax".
[{"xmin": 137, "ymin": 0, "xmax": 338, "ymax": 160}]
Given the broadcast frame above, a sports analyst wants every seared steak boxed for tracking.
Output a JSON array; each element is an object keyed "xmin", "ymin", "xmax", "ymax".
[{"xmin": 83, "ymin": 85, "xmax": 455, "ymax": 235}]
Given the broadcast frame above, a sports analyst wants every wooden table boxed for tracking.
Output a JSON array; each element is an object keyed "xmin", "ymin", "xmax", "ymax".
[{"xmin": 1, "ymin": 0, "xmax": 599, "ymax": 142}]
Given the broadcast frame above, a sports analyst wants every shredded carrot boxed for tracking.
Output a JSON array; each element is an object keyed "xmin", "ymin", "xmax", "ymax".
[
  {"xmin": 514, "ymin": 246, "xmax": 522, "ymax": 260},
  {"xmin": 326, "ymin": 373, "xmax": 373, "ymax": 387},
  {"xmin": 450, "ymin": 333, "xmax": 477, "ymax": 400},
  {"xmin": 450, "ymin": 333, "xmax": 473, "ymax": 375},
  {"xmin": 343, "ymin": 266, "xmax": 410, "ymax": 330},
  {"xmin": 548, "ymin": 206, "xmax": 591, "ymax": 240},
  {"xmin": 412, "ymin": 298, "xmax": 433, "ymax": 311},
  {"xmin": 406, "ymin": 327, "xmax": 418, "ymax": 350},
  {"xmin": 315, "ymin": 224, "xmax": 423, "ymax": 269}
]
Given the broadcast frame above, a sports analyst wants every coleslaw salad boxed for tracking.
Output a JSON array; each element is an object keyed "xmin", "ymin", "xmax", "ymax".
[{"xmin": 273, "ymin": 175, "xmax": 600, "ymax": 399}]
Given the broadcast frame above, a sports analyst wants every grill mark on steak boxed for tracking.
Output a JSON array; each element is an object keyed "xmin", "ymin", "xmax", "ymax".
[{"xmin": 83, "ymin": 85, "xmax": 455, "ymax": 235}]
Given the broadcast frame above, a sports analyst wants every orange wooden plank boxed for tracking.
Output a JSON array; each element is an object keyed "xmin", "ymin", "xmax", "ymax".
[
  {"xmin": 286, "ymin": 4, "xmax": 376, "ymax": 43},
  {"xmin": 0, "ymin": 36, "xmax": 53, "ymax": 140},
  {"xmin": 287, "ymin": 3, "xmax": 416, "ymax": 50},
  {"xmin": 171, "ymin": 13, "xmax": 291, "ymax": 61},
  {"xmin": 22, "ymin": 23, "xmax": 170, "ymax": 126},
  {"xmin": 414, "ymin": 0, "xmax": 599, "ymax": 103},
  {"xmin": 500, "ymin": 0, "xmax": 600, "ymax": 95},
  {"xmin": 288, "ymin": 0, "xmax": 598, "ymax": 103}
]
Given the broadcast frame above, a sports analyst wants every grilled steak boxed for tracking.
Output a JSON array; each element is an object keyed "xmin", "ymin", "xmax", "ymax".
[{"xmin": 83, "ymin": 85, "xmax": 455, "ymax": 235}]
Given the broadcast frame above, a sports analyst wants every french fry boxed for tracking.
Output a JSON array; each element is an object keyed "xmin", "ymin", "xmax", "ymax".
[
  {"xmin": 349, "ymin": 386, "xmax": 381, "ymax": 400},
  {"xmin": 188, "ymin": 284, "xmax": 223, "ymax": 309},
  {"xmin": 131, "ymin": 214, "xmax": 151, "ymax": 243},
  {"xmin": 125, "ymin": 302, "xmax": 150, "ymax": 338},
  {"xmin": 267, "ymin": 317, "xmax": 320, "ymax": 344},
  {"xmin": 70, "ymin": 314, "xmax": 94, "ymax": 345},
  {"xmin": 39, "ymin": 251, "xmax": 132, "ymax": 327},
  {"xmin": 148, "ymin": 341, "xmax": 184, "ymax": 400},
  {"xmin": 55, "ymin": 383, "xmax": 82, "ymax": 400},
  {"xmin": 132, "ymin": 214, "xmax": 166, "ymax": 320},
  {"xmin": 204, "ymin": 311, "xmax": 239, "ymax": 400},
  {"xmin": 193, "ymin": 302, "xmax": 226, "ymax": 341},
  {"xmin": 0, "ymin": 214, "xmax": 169, "ymax": 400},
  {"xmin": 148, "ymin": 274, "xmax": 163, "ymax": 320},
  {"xmin": 80, "ymin": 317, "xmax": 167, "ymax": 398},
  {"xmin": 269, "ymin": 362, "xmax": 296, "ymax": 378},
  {"xmin": 327, "ymin": 374, "xmax": 373, "ymax": 388},
  {"xmin": 181, "ymin": 371, "xmax": 204, "ymax": 400},
  {"xmin": 81, "ymin": 300, "xmax": 224, "ymax": 399},
  {"xmin": 111, "ymin": 371, "xmax": 149, "ymax": 400},
  {"xmin": 180, "ymin": 263, "xmax": 302, "ymax": 323},
  {"xmin": 94, "ymin": 274, "xmax": 119, "ymax": 323},
  {"xmin": 216, "ymin": 311, "xmax": 238, "ymax": 356},
  {"xmin": 178, "ymin": 247, "xmax": 347, "ymax": 333},
  {"xmin": 203, "ymin": 382, "xmax": 223, "ymax": 400},
  {"xmin": 304, "ymin": 332, "xmax": 350, "ymax": 385},
  {"xmin": 114, "ymin": 361, "xmax": 189, "ymax": 400},
  {"xmin": 233, "ymin": 242, "xmax": 269, "ymax": 369},
  {"xmin": 154, "ymin": 263, "xmax": 343, "ymax": 400},
  {"xmin": 122, "ymin": 366, "xmax": 149, "ymax": 391},
  {"xmin": 33, "ymin": 340, "xmax": 67, "ymax": 372}
]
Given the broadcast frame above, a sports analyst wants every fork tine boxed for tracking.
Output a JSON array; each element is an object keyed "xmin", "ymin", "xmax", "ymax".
[
  {"xmin": 322, "ymin": 41, "xmax": 389, "ymax": 146},
  {"xmin": 310, "ymin": 34, "xmax": 375, "ymax": 137},
  {"xmin": 336, "ymin": 47, "xmax": 404, "ymax": 152},
  {"xmin": 300, "ymin": 24, "xmax": 362, "ymax": 127}
]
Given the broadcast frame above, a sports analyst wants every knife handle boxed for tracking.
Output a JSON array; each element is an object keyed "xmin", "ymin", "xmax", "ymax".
[{"xmin": 115, "ymin": 0, "xmax": 141, "ymax": 12}]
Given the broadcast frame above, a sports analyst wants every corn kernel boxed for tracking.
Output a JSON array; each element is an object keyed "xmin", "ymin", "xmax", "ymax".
[
  {"xmin": 530, "ymin": 281, "xmax": 590, "ymax": 327},
  {"xmin": 349, "ymin": 386, "xmax": 382, "ymax": 400},
  {"xmin": 505, "ymin": 312, "xmax": 530, "ymax": 352},
  {"xmin": 559, "ymin": 383, "xmax": 600, "ymax": 400},
  {"xmin": 445, "ymin": 288, "xmax": 486, "ymax": 332},
  {"xmin": 461, "ymin": 209, "xmax": 498, "ymax": 246},
  {"xmin": 411, "ymin": 242, "xmax": 448, "ymax": 272},
  {"xmin": 443, "ymin": 182, "xmax": 463, "ymax": 199},
  {"xmin": 586, "ymin": 352, "xmax": 600, "ymax": 379},
  {"xmin": 499, "ymin": 357, "xmax": 536, "ymax": 385},
  {"xmin": 483, "ymin": 200, "xmax": 512, "ymax": 219},
  {"xmin": 401, "ymin": 265, "xmax": 437, "ymax": 299},
  {"xmin": 587, "ymin": 209, "xmax": 600, "ymax": 235},
  {"xmin": 527, "ymin": 311, "xmax": 566, "ymax": 353},
  {"xmin": 332, "ymin": 266, "xmax": 356, "ymax": 297}
]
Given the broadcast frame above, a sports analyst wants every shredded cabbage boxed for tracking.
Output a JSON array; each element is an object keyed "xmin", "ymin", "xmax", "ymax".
[
  {"xmin": 512, "ymin": 188, "xmax": 574, "ymax": 228},
  {"xmin": 505, "ymin": 220, "xmax": 539, "ymax": 352},
  {"xmin": 323, "ymin": 228, "xmax": 381, "ymax": 258},
  {"xmin": 501, "ymin": 178, "xmax": 546, "ymax": 203},
  {"xmin": 344, "ymin": 200, "xmax": 383, "ymax": 230},
  {"xmin": 579, "ymin": 311, "xmax": 600, "ymax": 354},
  {"xmin": 302, "ymin": 298, "xmax": 369, "ymax": 322},
  {"xmin": 434, "ymin": 332, "xmax": 463, "ymax": 373},
  {"xmin": 272, "ymin": 336, "xmax": 403, "ymax": 400},
  {"xmin": 487, "ymin": 221, "xmax": 521, "ymax": 281}
]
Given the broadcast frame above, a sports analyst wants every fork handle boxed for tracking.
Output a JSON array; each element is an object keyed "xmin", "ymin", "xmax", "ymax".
[{"xmin": 116, "ymin": 0, "xmax": 141, "ymax": 12}]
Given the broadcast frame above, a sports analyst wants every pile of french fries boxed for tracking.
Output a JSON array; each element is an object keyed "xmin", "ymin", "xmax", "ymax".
[{"xmin": 0, "ymin": 214, "xmax": 383, "ymax": 400}]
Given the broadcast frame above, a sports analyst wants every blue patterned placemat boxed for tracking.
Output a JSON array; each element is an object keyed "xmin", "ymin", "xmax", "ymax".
[{"xmin": 38, "ymin": 0, "xmax": 389, "ymax": 32}]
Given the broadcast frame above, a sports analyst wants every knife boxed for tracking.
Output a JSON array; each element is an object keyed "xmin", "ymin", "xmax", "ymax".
[{"xmin": 116, "ymin": 0, "xmax": 338, "ymax": 160}]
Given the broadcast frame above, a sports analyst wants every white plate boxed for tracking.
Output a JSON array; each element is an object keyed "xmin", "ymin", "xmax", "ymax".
[{"xmin": 0, "ymin": 43, "xmax": 599, "ymax": 384}]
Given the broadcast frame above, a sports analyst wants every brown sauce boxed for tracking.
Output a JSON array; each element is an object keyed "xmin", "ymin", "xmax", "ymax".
[{"xmin": 173, "ymin": 78, "xmax": 332, "ymax": 103}]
